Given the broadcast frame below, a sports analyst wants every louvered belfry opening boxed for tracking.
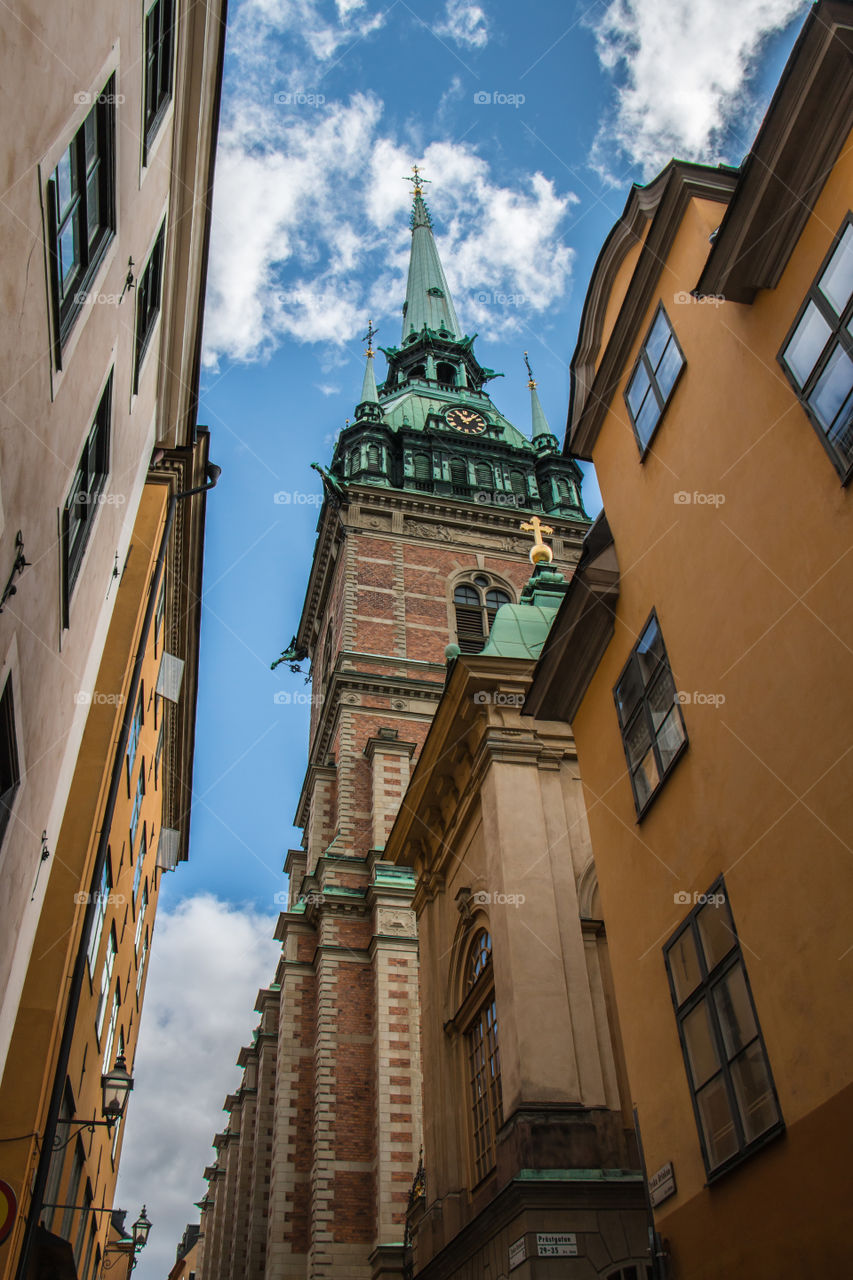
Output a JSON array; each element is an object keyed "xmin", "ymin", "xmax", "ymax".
[
  {"xmin": 454, "ymin": 584, "xmax": 484, "ymax": 653},
  {"xmin": 453, "ymin": 584, "xmax": 512, "ymax": 654}
]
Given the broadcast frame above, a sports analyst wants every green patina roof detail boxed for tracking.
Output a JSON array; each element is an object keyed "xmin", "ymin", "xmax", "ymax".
[
  {"xmin": 360, "ymin": 351, "xmax": 379, "ymax": 405},
  {"xmin": 403, "ymin": 193, "xmax": 462, "ymax": 342},
  {"xmin": 479, "ymin": 564, "xmax": 570, "ymax": 660},
  {"xmin": 530, "ymin": 381, "xmax": 552, "ymax": 440}
]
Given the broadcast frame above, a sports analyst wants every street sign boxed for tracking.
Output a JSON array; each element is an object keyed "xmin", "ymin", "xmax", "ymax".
[
  {"xmin": 0, "ymin": 1181, "xmax": 17, "ymax": 1246},
  {"xmin": 509, "ymin": 1236, "xmax": 527, "ymax": 1270},
  {"xmin": 536, "ymin": 1232, "xmax": 578, "ymax": 1256},
  {"xmin": 649, "ymin": 1161, "xmax": 677, "ymax": 1208}
]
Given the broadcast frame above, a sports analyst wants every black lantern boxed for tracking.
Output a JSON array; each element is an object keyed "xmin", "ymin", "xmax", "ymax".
[
  {"xmin": 132, "ymin": 1206, "xmax": 152, "ymax": 1251},
  {"xmin": 101, "ymin": 1053, "xmax": 134, "ymax": 1125}
]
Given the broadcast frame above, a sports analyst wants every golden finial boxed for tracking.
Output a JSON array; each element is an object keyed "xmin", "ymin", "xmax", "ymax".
[
  {"xmin": 362, "ymin": 319, "xmax": 377, "ymax": 358},
  {"xmin": 520, "ymin": 515, "xmax": 554, "ymax": 565},
  {"xmin": 524, "ymin": 351, "xmax": 537, "ymax": 389},
  {"xmin": 403, "ymin": 164, "xmax": 430, "ymax": 197}
]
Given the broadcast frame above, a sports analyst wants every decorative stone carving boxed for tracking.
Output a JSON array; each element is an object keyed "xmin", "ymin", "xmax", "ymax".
[{"xmin": 376, "ymin": 907, "xmax": 417, "ymax": 935}]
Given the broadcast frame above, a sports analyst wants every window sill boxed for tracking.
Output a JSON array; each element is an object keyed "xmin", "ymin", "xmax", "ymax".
[{"xmin": 704, "ymin": 1121, "xmax": 786, "ymax": 1186}]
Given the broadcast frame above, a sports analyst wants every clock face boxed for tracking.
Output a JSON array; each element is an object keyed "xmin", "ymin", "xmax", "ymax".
[{"xmin": 445, "ymin": 406, "xmax": 487, "ymax": 434}]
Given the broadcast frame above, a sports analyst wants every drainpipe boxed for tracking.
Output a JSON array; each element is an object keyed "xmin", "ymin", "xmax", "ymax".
[{"xmin": 15, "ymin": 462, "xmax": 220, "ymax": 1280}]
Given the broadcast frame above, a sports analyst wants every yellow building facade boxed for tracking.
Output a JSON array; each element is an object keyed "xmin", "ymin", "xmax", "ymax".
[
  {"xmin": 0, "ymin": 443, "xmax": 210, "ymax": 1280},
  {"xmin": 529, "ymin": 3, "xmax": 853, "ymax": 1274}
]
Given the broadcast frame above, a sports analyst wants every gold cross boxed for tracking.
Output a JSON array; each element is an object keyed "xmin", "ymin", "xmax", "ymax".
[
  {"xmin": 520, "ymin": 516, "xmax": 554, "ymax": 565},
  {"xmin": 403, "ymin": 165, "xmax": 430, "ymax": 196}
]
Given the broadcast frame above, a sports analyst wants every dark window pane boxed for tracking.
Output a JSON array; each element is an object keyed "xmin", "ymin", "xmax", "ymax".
[
  {"xmin": 58, "ymin": 218, "xmax": 79, "ymax": 289},
  {"xmin": 615, "ymin": 659, "xmax": 644, "ymax": 724},
  {"xmin": 784, "ymin": 302, "xmax": 832, "ymax": 387},
  {"xmin": 645, "ymin": 309, "xmax": 671, "ymax": 371},
  {"xmin": 655, "ymin": 707, "xmax": 686, "ymax": 771},
  {"xmin": 682, "ymin": 1000, "xmax": 719, "ymax": 1088},
  {"xmin": 636, "ymin": 616, "xmax": 663, "ymax": 680},
  {"xmin": 819, "ymin": 224, "xmax": 853, "ymax": 316},
  {"xmin": 646, "ymin": 667, "xmax": 676, "ymax": 732},
  {"xmin": 86, "ymin": 167, "xmax": 100, "ymax": 245},
  {"xmin": 669, "ymin": 928, "xmax": 701, "ymax": 1005},
  {"xmin": 696, "ymin": 1075, "xmax": 739, "ymax": 1168},
  {"xmin": 56, "ymin": 147, "xmax": 76, "ymax": 215},
  {"xmin": 627, "ymin": 361, "xmax": 651, "ymax": 417},
  {"xmin": 635, "ymin": 393, "xmax": 660, "ymax": 448},
  {"xmin": 697, "ymin": 896, "xmax": 736, "ymax": 970},
  {"xmin": 713, "ymin": 964, "xmax": 757, "ymax": 1058},
  {"xmin": 730, "ymin": 1041, "xmax": 780, "ymax": 1142},
  {"xmin": 84, "ymin": 112, "xmax": 97, "ymax": 171},
  {"xmin": 454, "ymin": 585, "xmax": 479, "ymax": 605},
  {"xmin": 656, "ymin": 337, "xmax": 683, "ymax": 400},
  {"xmin": 632, "ymin": 747, "xmax": 659, "ymax": 808},
  {"xmin": 623, "ymin": 709, "xmax": 652, "ymax": 771},
  {"xmin": 485, "ymin": 590, "xmax": 510, "ymax": 609},
  {"xmin": 810, "ymin": 343, "xmax": 853, "ymax": 434}
]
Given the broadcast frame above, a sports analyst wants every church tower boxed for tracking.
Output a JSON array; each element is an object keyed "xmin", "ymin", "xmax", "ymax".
[{"xmin": 196, "ymin": 172, "xmax": 589, "ymax": 1280}]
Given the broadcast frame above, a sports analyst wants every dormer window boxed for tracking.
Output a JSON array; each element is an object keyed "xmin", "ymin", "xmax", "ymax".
[{"xmin": 366, "ymin": 444, "xmax": 381, "ymax": 472}]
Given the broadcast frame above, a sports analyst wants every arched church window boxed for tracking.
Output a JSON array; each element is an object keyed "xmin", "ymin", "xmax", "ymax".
[
  {"xmin": 463, "ymin": 928, "xmax": 502, "ymax": 1183},
  {"xmin": 453, "ymin": 583, "xmax": 513, "ymax": 654},
  {"xmin": 367, "ymin": 444, "xmax": 381, "ymax": 471},
  {"xmin": 436, "ymin": 361, "xmax": 456, "ymax": 385},
  {"xmin": 474, "ymin": 463, "xmax": 492, "ymax": 489},
  {"xmin": 410, "ymin": 364, "xmax": 426, "ymax": 380},
  {"xmin": 413, "ymin": 453, "xmax": 431, "ymax": 483},
  {"xmin": 510, "ymin": 469, "xmax": 527, "ymax": 500}
]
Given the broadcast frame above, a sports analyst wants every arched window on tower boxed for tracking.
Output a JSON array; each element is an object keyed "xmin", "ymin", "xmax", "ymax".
[
  {"xmin": 509, "ymin": 469, "xmax": 528, "ymax": 502},
  {"xmin": 436, "ymin": 361, "xmax": 456, "ymax": 386},
  {"xmin": 474, "ymin": 463, "xmax": 493, "ymax": 490},
  {"xmin": 449, "ymin": 459, "xmax": 469, "ymax": 493},
  {"xmin": 453, "ymin": 580, "xmax": 512, "ymax": 653},
  {"xmin": 462, "ymin": 928, "xmax": 502, "ymax": 1183},
  {"xmin": 410, "ymin": 363, "xmax": 427, "ymax": 380},
  {"xmin": 413, "ymin": 453, "xmax": 432, "ymax": 489},
  {"xmin": 367, "ymin": 443, "xmax": 381, "ymax": 472},
  {"xmin": 555, "ymin": 476, "xmax": 574, "ymax": 504}
]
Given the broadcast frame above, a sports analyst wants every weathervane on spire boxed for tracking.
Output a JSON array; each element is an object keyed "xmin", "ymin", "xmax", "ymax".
[
  {"xmin": 403, "ymin": 164, "xmax": 431, "ymax": 197},
  {"xmin": 362, "ymin": 319, "xmax": 378, "ymax": 358},
  {"xmin": 524, "ymin": 350, "xmax": 537, "ymax": 389}
]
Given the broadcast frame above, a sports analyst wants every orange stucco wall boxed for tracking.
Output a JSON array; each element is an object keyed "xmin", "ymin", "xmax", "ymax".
[{"xmin": 572, "ymin": 132, "xmax": 853, "ymax": 1276}]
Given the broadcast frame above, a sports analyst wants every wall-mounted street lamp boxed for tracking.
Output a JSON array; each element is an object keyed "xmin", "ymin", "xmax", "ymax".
[
  {"xmin": 51, "ymin": 1054, "xmax": 133, "ymax": 1152},
  {"xmin": 102, "ymin": 1206, "xmax": 152, "ymax": 1273}
]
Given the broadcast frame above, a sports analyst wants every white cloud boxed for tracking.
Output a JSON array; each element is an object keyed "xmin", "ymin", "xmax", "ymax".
[
  {"xmin": 434, "ymin": 0, "xmax": 489, "ymax": 49},
  {"xmin": 590, "ymin": 0, "xmax": 808, "ymax": 180},
  {"xmin": 203, "ymin": 85, "xmax": 576, "ymax": 369},
  {"xmin": 114, "ymin": 895, "xmax": 280, "ymax": 1280}
]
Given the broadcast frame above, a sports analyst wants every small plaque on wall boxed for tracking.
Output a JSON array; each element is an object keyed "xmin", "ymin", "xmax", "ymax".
[
  {"xmin": 649, "ymin": 1161, "xmax": 677, "ymax": 1207},
  {"xmin": 508, "ymin": 1236, "xmax": 527, "ymax": 1270},
  {"xmin": 537, "ymin": 1232, "xmax": 578, "ymax": 1256}
]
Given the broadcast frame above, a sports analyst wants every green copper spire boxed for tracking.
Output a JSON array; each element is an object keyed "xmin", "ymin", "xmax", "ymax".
[
  {"xmin": 401, "ymin": 167, "xmax": 462, "ymax": 343},
  {"xmin": 524, "ymin": 352, "xmax": 553, "ymax": 439},
  {"xmin": 360, "ymin": 320, "xmax": 379, "ymax": 405}
]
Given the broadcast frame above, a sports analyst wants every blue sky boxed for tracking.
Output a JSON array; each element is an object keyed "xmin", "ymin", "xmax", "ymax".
[{"xmin": 116, "ymin": 0, "xmax": 809, "ymax": 1271}]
